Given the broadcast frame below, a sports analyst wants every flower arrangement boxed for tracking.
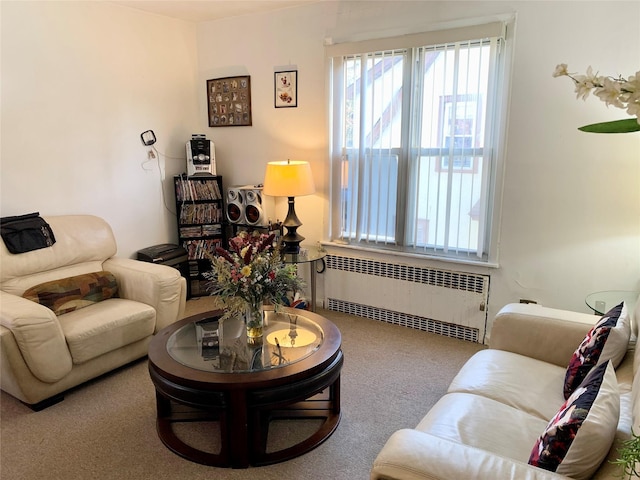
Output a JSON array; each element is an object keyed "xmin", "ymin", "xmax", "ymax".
[
  {"xmin": 553, "ymin": 64, "xmax": 640, "ymax": 133},
  {"xmin": 205, "ymin": 231, "xmax": 304, "ymax": 323}
]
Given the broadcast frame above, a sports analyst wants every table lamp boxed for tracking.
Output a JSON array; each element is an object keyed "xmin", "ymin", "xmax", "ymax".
[{"xmin": 263, "ymin": 160, "xmax": 315, "ymax": 254}]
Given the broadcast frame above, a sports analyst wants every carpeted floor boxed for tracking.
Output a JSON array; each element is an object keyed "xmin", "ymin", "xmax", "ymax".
[{"xmin": 0, "ymin": 297, "xmax": 484, "ymax": 479}]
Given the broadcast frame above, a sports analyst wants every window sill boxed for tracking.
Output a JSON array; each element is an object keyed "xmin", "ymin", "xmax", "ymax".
[{"xmin": 319, "ymin": 240, "xmax": 499, "ymax": 270}]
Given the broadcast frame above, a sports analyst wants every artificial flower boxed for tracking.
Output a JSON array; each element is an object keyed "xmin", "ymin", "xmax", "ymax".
[
  {"xmin": 205, "ymin": 231, "xmax": 305, "ymax": 320},
  {"xmin": 553, "ymin": 64, "xmax": 640, "ymax": 133}
]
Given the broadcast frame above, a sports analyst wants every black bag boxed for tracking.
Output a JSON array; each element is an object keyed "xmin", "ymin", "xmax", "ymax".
[{"xmin": 0, "ymin": 212, "xmax": 56, "ymax": 254}]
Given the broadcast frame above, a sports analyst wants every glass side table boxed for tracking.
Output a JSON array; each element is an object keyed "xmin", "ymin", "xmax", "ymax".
[
  {"xmin": 585, "ymin": 290, "xmax": 639, "ymax": 315},
  {"xmin": 282, "ymin": 245, "xmax": 327, "ymax": 312}
]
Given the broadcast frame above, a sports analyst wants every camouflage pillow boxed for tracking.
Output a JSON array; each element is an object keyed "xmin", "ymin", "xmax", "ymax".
[
  {"xmin": 529, "ymin": 361, "xmax": 619, "ymax": 480},
  {"xmin": 563, "ymin": 302, "xmax": 630, "ymax": 399},
  {"xmin": 23, "ymin": 271, "xmax": 118, "ymax": 316}
]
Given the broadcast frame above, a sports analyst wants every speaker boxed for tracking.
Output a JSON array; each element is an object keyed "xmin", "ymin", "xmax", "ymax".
[
  {"xmin": 226, "ymin": 187, "xmax": 245, "ymax": 224},
  {"xmin": 226, "ymin": 186, "xmax": 275, "ymax": 227}
]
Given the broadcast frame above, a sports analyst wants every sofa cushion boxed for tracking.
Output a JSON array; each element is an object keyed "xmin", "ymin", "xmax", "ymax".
[
  {"xmin": 416, "ymin": 392, "xmax": 549, "ymax": 462},
  {"xmin": 58, "ymin": 298, "xmax": 155, "ymax": 364},
  {"xmin": 529, "ymin": 361, "xmax": 619, "ymax": 480},
  {"xmin": 564, "ymin": 302, "xmax": 630, "ymax": 398},
  {"xmin": 22, "ymin": 271, "xmax": 119, "ymax": 316},
  {"xmin": 448, "ymin": 349, "xmax": 567, "ymax": 421}
]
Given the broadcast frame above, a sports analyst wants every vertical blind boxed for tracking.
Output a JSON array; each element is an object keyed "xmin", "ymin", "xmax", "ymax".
[{"xmin": 328, "ymin": 22, "xmax": 505, "ymax": 261}]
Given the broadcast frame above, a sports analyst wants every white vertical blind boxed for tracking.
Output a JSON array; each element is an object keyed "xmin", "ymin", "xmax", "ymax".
[
  {"xmin": 408, "ymin": 38, "xmax": 496, "ymax": 257},
  {"xmin": 329, "ymin": 21, "xmax": 507, "ymax": 262},
  {"xmin": 339, "ymin": 50, "xmax": 405, "ymax": 246}
]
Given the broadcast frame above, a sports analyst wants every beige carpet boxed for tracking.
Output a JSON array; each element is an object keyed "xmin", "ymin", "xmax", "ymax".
[{"xmin": 0, "ymin": 297, "xmax": 484, "ymax": 479}]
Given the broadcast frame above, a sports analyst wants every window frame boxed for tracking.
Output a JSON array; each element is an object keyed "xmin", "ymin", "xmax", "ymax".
[{"xmin": 327, "ymin": 19, "xmax": 513, "ymax": 266}]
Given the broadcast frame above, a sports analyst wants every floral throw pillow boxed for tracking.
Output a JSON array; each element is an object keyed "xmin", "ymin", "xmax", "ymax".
[
  {"xmin": 529, "ymin": 361, "xmax": 619, "ymax": 480},
  {"xmin": 563, "ymin": 302, "xmax": 629, "ymax": 399}
]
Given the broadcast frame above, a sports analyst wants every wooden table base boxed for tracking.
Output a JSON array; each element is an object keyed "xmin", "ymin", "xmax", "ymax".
[{"xmin": 149, "ymin": 351, "xmax": 343, "ymax": 468}]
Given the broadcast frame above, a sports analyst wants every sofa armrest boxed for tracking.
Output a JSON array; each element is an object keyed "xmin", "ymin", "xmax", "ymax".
[
  {"xmin": 103, "ymin": 258, "xmax": 186, "ymax": 332},
  {"xmin": 490, "ymin": 303, "xmax": 596, "ymax": 367},
  {"xmin": 0, "ymin": 291, "xmax": 72, "ymax": 382},
  {"xmin": 371, "ymin": 429, "xmax": 570, "ymax": 480}
]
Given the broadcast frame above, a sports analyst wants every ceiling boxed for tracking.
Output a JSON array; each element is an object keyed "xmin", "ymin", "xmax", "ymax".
[{"xmin": 110, "ymin": 1, "xmax": 321, "ymax": 22}]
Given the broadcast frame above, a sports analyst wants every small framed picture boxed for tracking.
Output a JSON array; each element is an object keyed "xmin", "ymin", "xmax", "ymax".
[
  {"xmin": 207, "ymin": 75, "xmax": 252, "ymax": 127},
  {"xmin": 275, "ymin": 70, "xmax": 297, "ymax": 108}
]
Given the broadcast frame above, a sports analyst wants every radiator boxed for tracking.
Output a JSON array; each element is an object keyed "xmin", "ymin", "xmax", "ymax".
[{"xmin": 324, "ymin": 255, "xmax": 490, "ymax": 343}]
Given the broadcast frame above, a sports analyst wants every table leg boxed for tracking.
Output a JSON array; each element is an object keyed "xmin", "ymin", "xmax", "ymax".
[{"xmin": 310, "ymin": 260, "xmax": 317, "ymax": 312}]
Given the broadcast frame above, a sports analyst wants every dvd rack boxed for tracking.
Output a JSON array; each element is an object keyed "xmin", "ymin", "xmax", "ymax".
[
  {"xmin": 179, "ymin": 225, "xmax": 223, "ymax": 238},
  {"xmin": 179, "ymin": 204, "xmax": 223, "ymax": 225},
  {"xmin": 175, "ymin": 176, "xmax": 222, "ymax": 201},
  {"xmin": 174, "ymin": 174, "xmax": 226, "ymax": 298},
  {"xmin": 182, "ymin": 238, "xmax": 223, "ymax": 259}
]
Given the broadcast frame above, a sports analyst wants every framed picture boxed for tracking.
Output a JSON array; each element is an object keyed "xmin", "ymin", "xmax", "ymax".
[
  {"xmin": 207, "ymin": 76, "xmax": 252, "ymax": 127},
  {"xmin": 274, "ymin": 70, "xmax": 297, "ymax": 108}
]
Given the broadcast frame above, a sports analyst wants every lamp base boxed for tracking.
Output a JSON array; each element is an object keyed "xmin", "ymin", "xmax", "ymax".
[
  {"xmin": 282, "ymin": 230, "xmax": 304, "ymax": 254},
  {"xmin": 281, "ymin": 196, "xmax": 304, "ymax": 254}
]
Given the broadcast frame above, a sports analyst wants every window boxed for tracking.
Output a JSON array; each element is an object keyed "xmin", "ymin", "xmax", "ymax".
[{"xmin": 328, "ymin": 22, "xmax": 510, "ymax": 263}]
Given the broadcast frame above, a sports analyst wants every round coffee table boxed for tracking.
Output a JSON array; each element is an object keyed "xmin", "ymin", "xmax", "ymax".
[{"xmin": 148, "ymin": 306, "xmax": 343, "ymax": 468}]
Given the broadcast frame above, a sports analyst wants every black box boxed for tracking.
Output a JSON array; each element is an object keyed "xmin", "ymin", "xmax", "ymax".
[{"xmin": 137, "ymin": 243, "xmax": 188, "ymax": 267}]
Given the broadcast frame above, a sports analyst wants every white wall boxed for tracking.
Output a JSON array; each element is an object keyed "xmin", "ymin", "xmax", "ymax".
[
  {"xmin": 196, "ymin": 3, "xmax": 332, "ymax": 246},
  {"xmin": 492, "ymin": 1, "xmax": 640, "ymax": 314},
  {"xmin": 195, "ymin": 1, "xmax": 640, "ymax": 319},
  {"xmin": 2, "ymin": 1, "xmax": 638, "ymax": 326},
  {"xmin": 1, "ymin": 1, "xmax": 200, "ymax": 257}
]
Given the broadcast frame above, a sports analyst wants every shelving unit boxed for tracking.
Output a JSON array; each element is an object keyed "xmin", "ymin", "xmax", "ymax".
[{"xmin": 174, "ymin": 174, "xmax": 225, "ymax": 297}]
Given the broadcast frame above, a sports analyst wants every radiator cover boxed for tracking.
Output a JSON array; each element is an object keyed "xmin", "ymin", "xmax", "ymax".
[{"xmin": 324, "ymin": 255, "xmax": 490, "ymax": 343}]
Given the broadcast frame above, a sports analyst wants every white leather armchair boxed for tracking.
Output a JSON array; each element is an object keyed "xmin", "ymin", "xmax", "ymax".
[{"xmin": 0, "ymin": 215, "xmax": 186, "ymax": 410}]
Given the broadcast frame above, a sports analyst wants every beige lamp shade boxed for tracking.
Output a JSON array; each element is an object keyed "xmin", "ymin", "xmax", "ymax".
[{"xmin": 263, "ymin": 160, "xmax": 316, "ymax": 197}]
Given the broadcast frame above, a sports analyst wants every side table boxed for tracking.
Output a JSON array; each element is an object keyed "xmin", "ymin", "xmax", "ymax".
[
  {"xmin": 283, "ymin": 245, "xmax": 326, "ymax": 312},
  {"xmin": 585, "ymin": 290, "xmax": 639, "ymax": 315}
]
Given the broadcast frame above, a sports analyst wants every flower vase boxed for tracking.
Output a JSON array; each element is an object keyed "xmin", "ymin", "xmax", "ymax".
[{"xmin": 245, "ymin": 301, "xmax": 264, "ymax": 345}]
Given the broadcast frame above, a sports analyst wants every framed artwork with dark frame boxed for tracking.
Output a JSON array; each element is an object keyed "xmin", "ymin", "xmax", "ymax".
[
  {"xmin": 207, "ymin": 75, "xmax": 252, "ymax": 127},
  {"xmin": 274, "ymin": 70, "xmax": 297, "ymax": 108}
]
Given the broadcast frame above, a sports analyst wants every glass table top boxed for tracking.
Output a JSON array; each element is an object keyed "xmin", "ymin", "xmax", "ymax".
[
  {"xmin": 282, "ymin": 245, "xmax": 327, "ymax": 265},
  {"xmin": 585, "ymin": 290, "xmax": 639, "ymax": 315},
  {"xmin": 166, "ymin": 308, "xmax": 324, "ymax": 373}
]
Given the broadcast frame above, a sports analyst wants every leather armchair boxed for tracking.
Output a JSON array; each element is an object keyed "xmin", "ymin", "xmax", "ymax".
[{"xmin": 0, "ymin": 215, "xmax": 186, "ymax": 409}]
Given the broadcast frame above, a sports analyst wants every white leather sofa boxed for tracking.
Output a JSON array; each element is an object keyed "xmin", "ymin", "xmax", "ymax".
[
  {"xmin": 0, "ymin": 215, "xmax": 187, "ymax": 410},
  {"xmin": 372, "ymin": 299, "xmax": 639, "ymax": 480}
]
